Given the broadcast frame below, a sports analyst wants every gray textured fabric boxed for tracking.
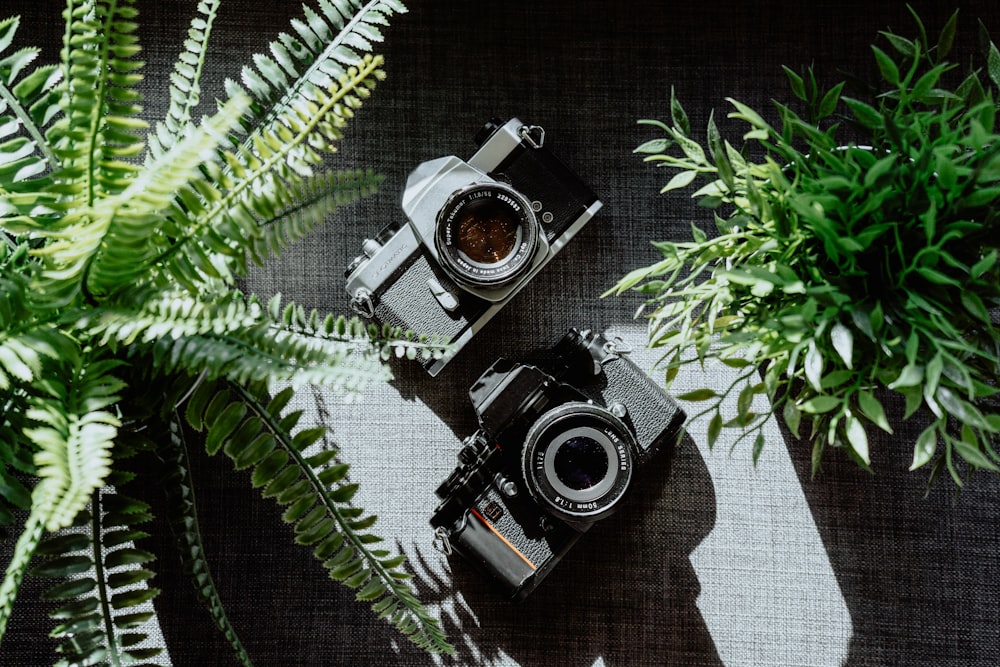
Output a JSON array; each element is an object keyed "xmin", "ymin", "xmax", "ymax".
[{"xmin": 5, "ymin": 1, "xmax": 1000, "ymax": 666}]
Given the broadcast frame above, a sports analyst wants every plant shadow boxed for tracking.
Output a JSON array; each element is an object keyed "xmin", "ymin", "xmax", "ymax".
[{"xmin": 779, "ymin": 392, "xmax": 1000, "ymax": 667}]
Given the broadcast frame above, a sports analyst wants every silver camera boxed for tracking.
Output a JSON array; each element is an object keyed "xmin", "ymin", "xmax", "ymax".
[{"xmin": 344, "ymin": 118, "xmax": 602, "ymax": 375}]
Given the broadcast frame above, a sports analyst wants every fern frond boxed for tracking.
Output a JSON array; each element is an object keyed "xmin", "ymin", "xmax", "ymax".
[
  {"xmin": 29, "ymin": 490, "xmax": 166, "ymax": 666},
  {"xmin": 183, "ymin": 379, "xmax": 453, "ymax": 654},
  {"xmin": 81, "ymin": 290, "xmax": 411, "ymax": 395},
  {"xmin": 246, "ymin": 168, "xmax": 383, "ymax": 268},
  {"xmin": 226, "ymin": 0, "xmax": 405, "ymax": 166},
  {"xmin": 238, "ymin": 52, "xmax": 384, "ymax": 177},
  {"xmin": 160, "ymin": 414, "xmax": 253, "ymax": 667},
  {"xmin": 25, "ymin": 354, "xmax": 123, "ymax": 531},
  {"xmin": 0, "ymin": 248, "xmax": 42, "ymax": 532},
  {"xmin": 0, "ymin": 249, "xmax": 79, "ymax": 542},
  {"xmin": 0, "ymin": 16, "xmax": 63, "ymax": 227},
  {"xmin": 265, "ymin": 293, "xmax": 452, "ymax": 363},
  {"xmin": 76, "ymin": 288, "xmax": 263, "ymax": 347},
  {"xmin": 145, "ymin": 324, "xmax": 392, "ymax": 393},
  {"xmin": 146, "ymin": 0, "xmax": 221, "ymax": 161},
  {"xmin": 0, "ymin": 500, "xmax": 45, "ymax": 644},
  {"xmin": 54, "ymin": 0, "xmax": 145, "ymax": 205},
  {"xmin": 151, "ymin": 55, "xmax": 384, "ymax": 291}
]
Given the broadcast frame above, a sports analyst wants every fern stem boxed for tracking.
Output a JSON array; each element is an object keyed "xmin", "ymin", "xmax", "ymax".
[
  {"xmin": 143, "ymin": 55, "xmax": 383, "ymax": 276},
  {"xmin": 90, "ymin": 489, "xmax": 125, "ymax": 667}
]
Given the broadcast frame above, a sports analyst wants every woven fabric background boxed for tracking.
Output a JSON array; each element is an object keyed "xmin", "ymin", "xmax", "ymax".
[{"xmin": 4, "ymin": 1, "xmax": 1000, "ymax": 666}]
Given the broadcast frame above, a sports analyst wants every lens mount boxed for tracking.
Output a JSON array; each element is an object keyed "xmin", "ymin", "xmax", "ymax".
[
  {"xmin": 521, "ymin": 402, "xmax": 635, "ymax": 523},
  {"xmin": 434, "ymin": 182, "xmax": 539, "ymax": 288}
]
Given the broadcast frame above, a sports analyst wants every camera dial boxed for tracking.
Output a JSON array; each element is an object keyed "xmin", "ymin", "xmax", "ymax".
[
  {"xmin": 521, "ymin": 402, "xmax": 635, "ymax": 524},
  {"xmin": 434, "ymin": 182, "xmax": 539, "ymax": 288}
]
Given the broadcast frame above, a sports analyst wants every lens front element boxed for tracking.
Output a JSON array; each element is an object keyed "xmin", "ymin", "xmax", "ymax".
[
  {"xmin": 549, "ymin": 430, "xmax": 613, "ymax": 500},
  {"xmin": 435, "ymin": 183, "xmax": 539, "ymax": 288},
  {"xmin": 523, "ymin": 402, "xmax": 635, "ymax": 522},
  {"xmin": 455, "ymin": 199, "xmax": 519, "ymax": 264}
]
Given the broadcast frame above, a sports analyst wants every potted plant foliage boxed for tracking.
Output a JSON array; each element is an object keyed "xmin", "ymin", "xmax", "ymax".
[
  {"xmin": 608, "ymin": 10, "xmax": 1000, "ymax": 486},
  {"xmin": 0, "ymin": 0, "xmax": 453, "ymax": 662}
]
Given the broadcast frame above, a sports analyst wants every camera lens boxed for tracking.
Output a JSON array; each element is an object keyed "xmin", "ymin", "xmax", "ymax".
[
  {"xmin": 453, "ymin": 199, "xmax": 519, "ymax": 264},
  {"xmin": 521, "ymin": 402, "xmax": 635, "ymax": 523},
  {"xmin": 553, "ymin": 436, "xmax": 609, "ymax": 491},
  {"xmin": 435, "ymin": 183, "xmax": 539, "ymax": 289}
]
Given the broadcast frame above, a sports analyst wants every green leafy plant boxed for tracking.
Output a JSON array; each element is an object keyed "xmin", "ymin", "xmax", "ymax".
[
  {"xmin": 0, "ymin": 0, "xmax": 454, "ymax": 663},
  {"xmin": 609, "ymin": 9, "xmax": 1000, "ymax": 486}
]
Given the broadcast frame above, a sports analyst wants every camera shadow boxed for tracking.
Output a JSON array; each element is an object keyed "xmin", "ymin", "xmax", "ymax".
[{"xmin": 408, "ymin": 431, "xmax": 723, "ymax": 667}]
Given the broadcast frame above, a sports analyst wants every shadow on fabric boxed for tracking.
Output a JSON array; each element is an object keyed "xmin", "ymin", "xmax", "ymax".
[
  {"xmin": 410, "ymin": 432, "xmax": 723, "ymax": 667},
  {"xmin": 782, "ymin": 401, "xmax": 1000, "ymax": 667}
]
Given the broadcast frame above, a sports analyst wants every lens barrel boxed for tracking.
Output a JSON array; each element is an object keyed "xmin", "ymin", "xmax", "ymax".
[
  {"xmin": 521, "ymin": 402, "xmax": 635, "ymax": 523},
  {"xmin": 434, "ymin": 183, "xmax": 539, "ymax": 288}
]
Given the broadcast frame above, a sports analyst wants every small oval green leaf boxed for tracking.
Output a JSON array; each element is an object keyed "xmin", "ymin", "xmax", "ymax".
[
  {"xmin": 910, "ymin": 424, "xmax": 938, "ymax": 470},
  {"xmin": 799, "ymin": 396, "xmax": 841, "ymax": 414}
]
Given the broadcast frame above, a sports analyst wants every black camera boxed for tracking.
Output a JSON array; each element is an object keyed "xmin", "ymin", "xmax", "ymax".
[
  {"xmin": 344, "ymin": 118, "xmax": 602, "ymax": 375},
  {"xmin": 430, "ymin": 329, "xmax": 686, "ymax": 600}
]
